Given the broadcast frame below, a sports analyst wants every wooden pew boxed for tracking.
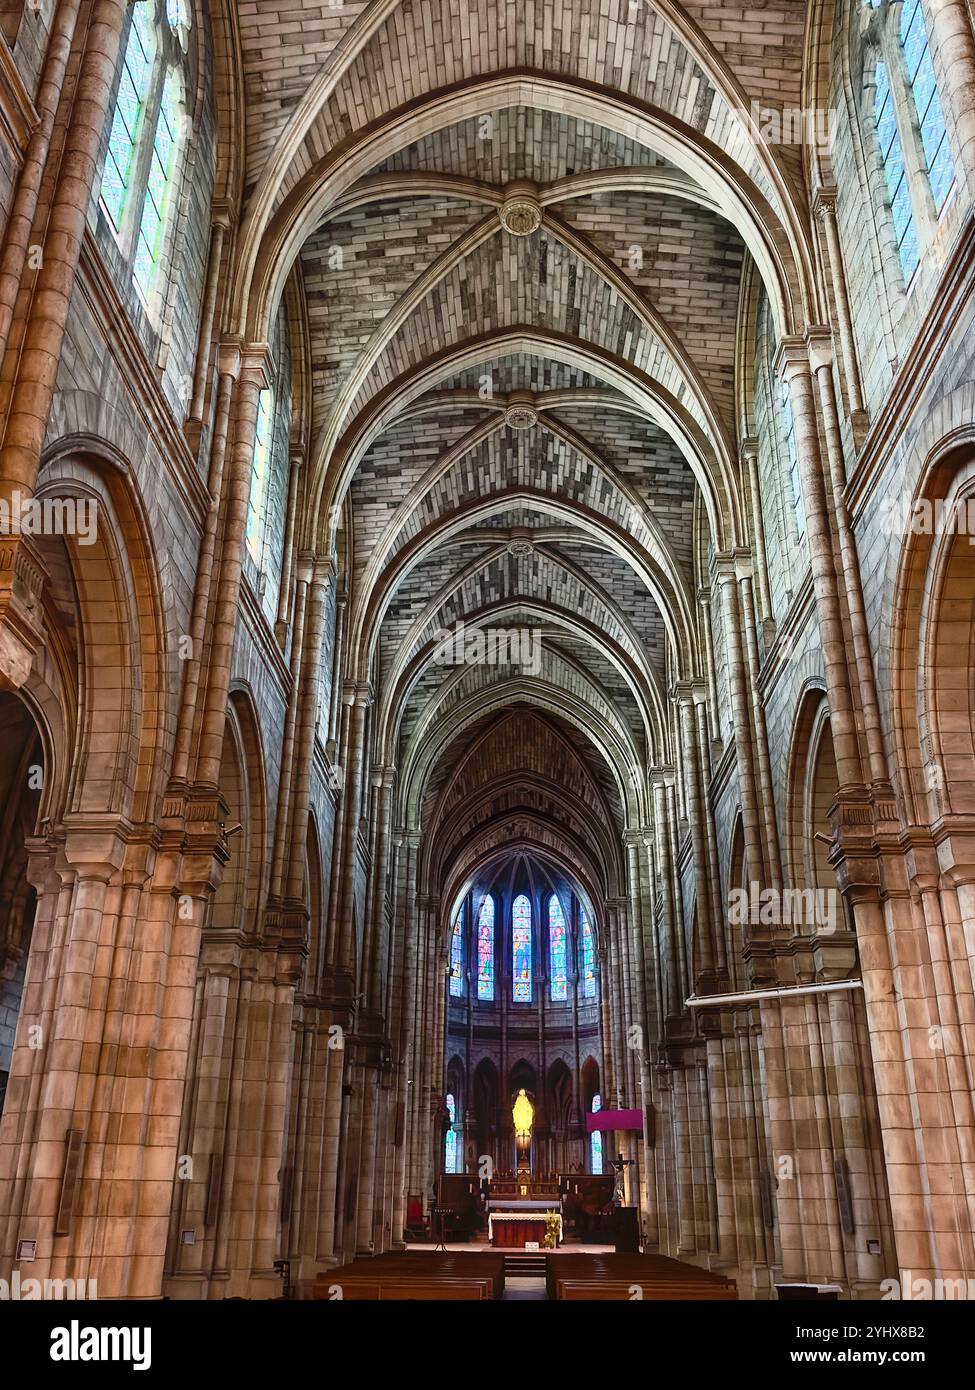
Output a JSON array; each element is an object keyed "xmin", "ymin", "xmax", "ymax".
[
  {"xmin": 313, "ymin": 1251, "xmax": 505, "ymax": 1301},
  {"xmin": 547, "ymin": 1252, "xmax": 738, "ymax": 1301}
]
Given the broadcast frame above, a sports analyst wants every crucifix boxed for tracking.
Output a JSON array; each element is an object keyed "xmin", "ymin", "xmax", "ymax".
[{"xmin": 609, "ymin": 1152, "xmax": 634, "ymax": 1207}]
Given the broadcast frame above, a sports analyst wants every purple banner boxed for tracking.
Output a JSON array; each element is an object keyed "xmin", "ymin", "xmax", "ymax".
[{"xmin": 586, "ymin": 1108, "xmax": 643, "ymax": 1133}]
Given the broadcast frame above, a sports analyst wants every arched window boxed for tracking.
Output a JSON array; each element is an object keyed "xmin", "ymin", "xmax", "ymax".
[
  {"xmin": 444, "ymin": 1094, "xmax": 458, "ymax": 1173},
  {"xmin": 133, "ymin": 69, "xmax": 182, "ymax": 299},
  {"xmin": 449, "ymin": 907, "xmax": 464, "ymax": 997},
  {"xmin": 102, "ymin": 3, "xmax": 157, "ymax": 230},
  {"xmin": 590, "ymin": 1094, "xmax": 603, "ymax": 1175},
  {"xmin": 476, "ymin": 895, "xmax": 495, "ymax": 1001},
  {"xmin": 874, "ymin": 59, "xmax": 919, "ymax": 279},
  {"xmin": 898, "ymin": 0, "xmax": 954, "ymax": 212},
  {"xmin": 780, "ymin": 380, "xmax": 805, "ymax": 540},
  {"xmin": 548, "ymin": 894, "xmax": 567, "ymax": 1002},
  {"xmin": 246, "ymin": 389, "xmax": 274, "ymax": 561},
  {"xmin": 99, "ymin": 1, "xmax": 191, "ymax": 310},
  {"xmin": 580, "ymin": 911, "xmax": 596, "ymax": 1000},
  {"xmin": 866, "ymin": 0, "xmax": 956, "ymax": 286},
  {"xmin": 512, "ymin": 894, "xmax": 532, "ymax": 1002}
]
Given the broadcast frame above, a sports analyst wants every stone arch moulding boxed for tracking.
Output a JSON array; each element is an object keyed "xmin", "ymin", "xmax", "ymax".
[{"xmin": 33, "ymin": 444, "xmax": 170, "ymax": 827}]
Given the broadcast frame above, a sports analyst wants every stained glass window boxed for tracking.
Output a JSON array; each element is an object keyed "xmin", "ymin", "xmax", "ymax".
[
  {"xmin": 580, "ymin": 911, "xmax": 596, "ymax": 1000},
  {"xmin": 591, "ymin": 1094, "xmax": 603, "ymax": 1175},
  {"xmin": 246, "ymin": 389, "xmax": 273, "ymax": 559},
  {"xmin": 134, "ymin": 69, "xmax": 181, "ymax": 299},
  {"xmin": 166, "ymin": 0, "xmax": 186, "ymax": 29},
  {"xmin": 101, "ymin": 4, "xmax": 157, "ymax": 229},
  {"xmin": 449, "ymin": 908, "xmax": 464, "ymax": 997},
  {"xmin": 874, "ymin": 60, "xmax": 920, "ymax": 280},
  {"xmin": 780, "ymin": 381, "xmax": 805, "ymax": 539},
  {"xmin": 445, "ymin": 1094, "xmax": 458, "ymax": 1173},
  {"xmin": 512, "ymin": 894, "xmax": 532, "ymax": 1002},
  {"xmin": 899, "ymin": 0, "xmax": 955, "ymax": 212},
  {"xmin": 476, "ymin": 895, "xmax": 495, "ymax": 1001},
  {"xmin": 549, "ymin": 894, "xmax": 567, "ymax": 1002}
]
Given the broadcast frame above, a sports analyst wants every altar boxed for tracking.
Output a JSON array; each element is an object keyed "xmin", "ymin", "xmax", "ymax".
[{"xmin": 488, "ymin": 1210, "xmax": 563, "ymax": 1248}]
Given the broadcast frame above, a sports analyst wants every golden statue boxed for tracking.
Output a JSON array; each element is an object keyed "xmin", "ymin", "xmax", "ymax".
[
  {"xmin": 512, "ymin": 1088, "xmax": 534, "ymax": 1186},
  {"xmin": 512, "ymin": 1088, "xmax": 534, "ymax": 1140}
]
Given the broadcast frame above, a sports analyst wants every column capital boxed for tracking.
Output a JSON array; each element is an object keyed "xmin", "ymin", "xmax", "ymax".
[
  {"xmin": 239, "ymin": 341, "xmax": 275, "ymax": 390},
  {"xmin": 217, "ymin": 337, "xmax": 243, "ymax": 380},
  {"xmin": 806, "ymin": 326, "xmax": 834, "ymax": 375},
  {"xmin": 712, "ymin": 547, "xmax": 752, "ymax": 584},
  {"xmin": 813, "ymin": 184, "xmax": 839, "ymax": 221}
]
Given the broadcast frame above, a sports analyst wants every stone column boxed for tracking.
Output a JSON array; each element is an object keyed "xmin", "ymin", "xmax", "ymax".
[
  {"xmin": 812, "ymin": 191, "xmax": 865, "ymax": 421},
  {"xmin": 187, "ymin": 210, "xmax": 232, "ymax": 430},
  {"xmin": 0, "ymin": 0, "xmax": 83, "ymax": 362},
  {"xmin": 775, "ymin": 338, "xmax": 862, "ymax": 792},
  {"xmin": 715, "ymin": 556, "xmax": 767, "ymax": 887},
  {"xmin": 197, "ymin": 346, "xmax": 274, "ymax": 786},
  {"xmin": 171, "ymin": 345, "xmax": 242, "ymax": 785}
]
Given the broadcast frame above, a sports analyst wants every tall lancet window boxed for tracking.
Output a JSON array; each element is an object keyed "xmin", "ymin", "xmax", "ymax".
[
  {"xmin": 99, "ymin": 1, "xmax": 191, "ymax": 313},
  {"xmin": 898, "ymin": 0, "xmax": 955, "ymax": 212},
  {"xmin": 512, "ymin": 894, "xmax": 532, "ymax": 1002},
  {"xmin": 444, "ymin": 1094, "xmax": 458, "ymax": 1173},
  {"xmin": 476, "ymin": 895, "xmax": 495, "ymax": 1002},
  {"xmin": 449, "ymin": 908, "xmax": 464, "ymax": 997},
  {"xmin": 549, "ymin": 894, "xmax": 567, "ymax": 1002},
  {"xmin": 102, "ymin": 3, "xmax": 157, "ymax": 230},
  {"xmin": 133, "ymin": 68, "xmax": 182, "ymax": 300},
  {"xmin": 580, "ymin": 912, "xmax": 596, "ymax": 1000},
  {"xmin": 874, "ymin": 60, "xmax": 918, "ymax": 279},
  {"xmin": 590, "ymin": 1094, "xmax": 603, "ymax": 1175},
  {"xmin": 246, "ymin": 388, "xmax": 274, "ymax": 560}
]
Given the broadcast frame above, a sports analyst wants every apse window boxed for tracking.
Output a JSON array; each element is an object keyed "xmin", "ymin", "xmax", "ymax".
[
  {"xmin": 580, "ymin": 911, "xmax": 597, "ymax": 1000},
  {"xmin": 591, "ymin": 1094, "xmax": 603, "ymax": 1175},
  {"xmin": 549, "ymin": 894, "xmax": 568, "ymax": 1002},
  {"xmin": 444, "ymin": 1094, "xmax": 458, "ymax": 1173},
  {"xmin": 512, "ymin": 894, "xmax": 532, "ymax": 1002},
  {"xmin": 476, "ymin": 894, "xmax": 495, "ymax": 1002},
  {"xmin": 449, "ymin": 908, "xmax": 464, "ymax": 997}
]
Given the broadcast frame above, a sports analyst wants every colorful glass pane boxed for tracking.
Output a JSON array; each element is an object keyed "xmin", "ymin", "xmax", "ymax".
[
  {"xmin": 512, "ymin": 894, "xmax": 532, "ymax": 1002},
  {"xmin": 549, "ymin": 894, "xmax": 567, "ymax": 1002},
  {"xmin": 476, "ymin": 895, "xmax": 494, "ymax": 1001},
  {"xmin": 900, "ymin": 0, "xmax": 955, "ymax": 212},
  {"xmin": 874, "ymin": 61, "xmax": 920, "ymax": 281},
  {"xmin": 591, "ymin": 1093, "xmax": 603, "ymax": 1175},
  {"xmin": 449, "ymin": 908, "xmax": 464, "ymax": 997},
  {"xmin": 445, "ymin": 1094, "xmax": 458, "ymax": 1173},
  {"xmin": 581, "ymin": 912, "xmax": 596, "ymax": 1000}
]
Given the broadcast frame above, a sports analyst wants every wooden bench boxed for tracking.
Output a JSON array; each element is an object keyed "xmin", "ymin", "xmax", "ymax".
[
  {"xmin": 547, "ymin": 1252, "xmax": 737, "ymax": 1301},
  {"xmin": 313, "ymin": 1251, "xmax": 505, "ymax": 1301}
]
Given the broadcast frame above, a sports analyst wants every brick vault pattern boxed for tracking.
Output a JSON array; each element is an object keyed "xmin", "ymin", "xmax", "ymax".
[{"xmin": 0, "ymin": 0, "xmax": 973, "ymax": 1302}]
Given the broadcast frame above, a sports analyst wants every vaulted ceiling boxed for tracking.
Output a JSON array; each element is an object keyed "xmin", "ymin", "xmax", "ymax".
[{"xmin": 232, "ymin": 0, "xmax": 815, "ymax": 908}]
